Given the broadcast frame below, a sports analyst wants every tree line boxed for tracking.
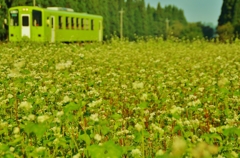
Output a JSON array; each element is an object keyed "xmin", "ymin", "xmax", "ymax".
[
  {"xmin": 0, "ymin": 0, "xmax": 214, "ymax": 41},
  {"xmin": 217, "ymin": 0, "xmax": 240, "ymax": 42}
]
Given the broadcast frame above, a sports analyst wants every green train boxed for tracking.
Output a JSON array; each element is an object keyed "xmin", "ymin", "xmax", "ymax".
[{"xmin": 5, "ymin": 6, "xmax": 103, "ymax": 42}]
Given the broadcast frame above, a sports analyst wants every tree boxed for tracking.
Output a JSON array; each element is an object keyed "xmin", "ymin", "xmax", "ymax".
[
  {"xmin": 218, "ymin": 0, "xmax": 235, "ymax": 26},
  {"xmin": 146, "ymin": 4, "xmax": 155, "ymax": 36},
  {"xmin": 0, "ymin": 0, "xmax": 8, "ymax": 40},
  {"xmin": 153, "ymin": 2, "xmax": 165, "ymax": 37},
  {"xmin": 125, "ymin": 0, "xmax": 135, "ymax": 40},
  {"xmin": 133, "ymin": 0, "xmax": 147, "ymax": 37},
  {"xmin": 181, "ymin": 23, "xmax": 203, "ymax": 40},
  {"xmin": 217, "ymin": 22, "xmax": 234, "ymax": 42}
]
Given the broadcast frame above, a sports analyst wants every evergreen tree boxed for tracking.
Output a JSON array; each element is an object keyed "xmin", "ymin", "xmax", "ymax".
[
  {"xmin": 146, "ymin": 4, "xmax": 155, "ymax": 36},
  {"xmin": 108, "ymin": 0, "xmax": 119, "ymax": 37},
  {"xmin": 134, "ymin": 0, "xmax": 147, "ymax": 37},
  {"xmin": 218, "ymin": 0, "xmax": 235, "ymax": 26},
  {"xmin": 154, "ymin": 3, "xmax": 165, "ymax": 36},
  {"xmin": 0, "ymin": 0, "xmax": 8, "ymax": 40},
  {"xmin": 125, "ymin": 0, "xmax": 135, "ymax": 40},
  {"xmin": 99, "ymin": 0, "xmax": 110, "ymax": 39}
]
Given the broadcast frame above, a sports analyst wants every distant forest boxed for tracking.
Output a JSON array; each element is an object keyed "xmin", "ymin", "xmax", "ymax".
[{"xmin": 0, "ymin": 0, "xmax": 216, "ymax": 41}]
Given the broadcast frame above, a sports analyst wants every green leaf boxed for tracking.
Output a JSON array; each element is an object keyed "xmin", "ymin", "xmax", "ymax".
[
  {"xmin": 209, "ymin": 133, "xmax": 222, "ymax": 142},
  {"xmin": 101, "ymin": 126, "xmax": 110, "ymax": 135},
  {"xmin": 23, "ymin": 122, "xmax": 35, "ymax": 135},
  {"xmin": 79, "ymin": 134, "xmax": 91, "ymax": 146},
  {"xmin": 111, "ymin": 113, "xmax": 122, "ymax": 120},
  {"xmin": 87, "ymin": 145, "xmax": 105, "ymax": 158},
  {"xmin": 134, "ymin": 132, "xmax": 142, "ymax": 142},
  {"xmin": 8, "ymin": 137, "xmax": 23, "ymax": 146},
  {"xmin": 103, "ymin": 140, "xmax": 124, "ymax": 158},
  {"xmin": 64, "ymin": 102, "xmax": 80, "ymax": 114},
  {"xmin": 3, "ymin": 154, "xmax": 14, "ymax": 158},
  {"xmin": 23, "ymin": 122, "xmax": 48, "ymax": 138},
  {"xmin": 138, "ymin": 102, "xmax": 148, "ymax": 109},
  {"xmin": 0, "ymin": 144, "xmax": 9, "ymax": 152},
  {"xmin": 33, "ymin": 123, "xmax": 48, "ymax": 138}
]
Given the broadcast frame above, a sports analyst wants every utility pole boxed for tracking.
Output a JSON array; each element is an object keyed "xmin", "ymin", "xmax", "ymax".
[
  {"xmin": 119, "ymin": 8, "xmax": 124, "ymax": 40},
  {"xmin": 166, "ymin": 18, "xmax": 169, "ymax": 39},
  {"xmin": 33, "ymin": 0, "xmax": 36, "ymax": 6}
]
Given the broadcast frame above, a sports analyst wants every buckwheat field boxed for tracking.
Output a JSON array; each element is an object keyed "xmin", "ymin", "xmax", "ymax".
[{"xmin": 0, "ymin": 38, "xmax": 239, "ymax": 158}]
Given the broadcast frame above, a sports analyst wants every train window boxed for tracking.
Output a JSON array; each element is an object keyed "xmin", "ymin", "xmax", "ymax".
[
  {"xmin": 71, "ymin": 17, "xmax": 74, "ymax": 29},
  {"xmin": 91, "ymin": 19, "xmax": 94, "ymax": 30},
  {"xmin": 32, "ymin": 10, "xmax": 42, "ymax": 26},
  {"xmin": 81, "ymin": 18, "xmax": 84, "ymax": 30},
  {"xmin": 10, "ymin": 10, "xmax": 19, "ymax": 26},
  {"xmin": 85, "ymin": 19, "xmax": 89, "ymax": 30},
  {"xmin": 22, "ymin": 16, "xmax": 29, "ymax": 26},
  {"xmin": 66, "ymin": 17, "xmax": 69, "ymax": 29},
  {"xmin": 46, "ymin": 17, "xmax": 50, "ymax": 27},
  {"xmin": 59, "ymin": 16, "xmax": 62, "ymax": 29},
  {"xmin": 76, "ymin": 18, "xmax": 80, "ymax": 29},
  {"xmin": 51, "ymin": 17, "xmax": 54, "ymax": 29}
]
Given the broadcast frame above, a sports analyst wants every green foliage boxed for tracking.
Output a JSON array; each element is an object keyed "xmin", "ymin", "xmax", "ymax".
[
  {"xmin": 217, "ymin": 22, "xmax": 234, "ymax": 42},
  {"xmin": 217, "ymin": 0, "xmax": 240, "ymax": 41}
]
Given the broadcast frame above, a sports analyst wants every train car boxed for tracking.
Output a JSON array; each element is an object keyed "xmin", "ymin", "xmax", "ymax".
[{"xmin": 7, "ymin": 6, "xmax": 103, "ymax": 42}]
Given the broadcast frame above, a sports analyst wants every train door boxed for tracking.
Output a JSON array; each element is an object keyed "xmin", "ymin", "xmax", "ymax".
[
  {"xmin": 21, "ymin": 14, "xmax": 30, "ymax": 38},
  {"xmin": 50, "ymin": 16, "xmax": 55, "ymax": 42}
]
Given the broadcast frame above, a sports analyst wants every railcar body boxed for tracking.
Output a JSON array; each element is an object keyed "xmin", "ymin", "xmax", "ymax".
[{"xmin": 7, "ymin": 6, "xmax": 103, "ymax": 42}]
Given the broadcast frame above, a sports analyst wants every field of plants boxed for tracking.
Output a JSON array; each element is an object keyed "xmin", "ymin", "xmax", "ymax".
[{"xmin": 0, "ymin": 38, "xmax": 239, "ymax": 157}]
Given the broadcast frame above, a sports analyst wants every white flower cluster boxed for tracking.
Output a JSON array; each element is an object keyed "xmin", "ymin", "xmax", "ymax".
[
  {"xmin": 90, "ymin": 113, "xmax": 99, "ymax": 122},
  {"xmin": 88, "ymin": 98, "xmax": 102, "ymax": 108},
  {"xmin": 151, "ymin": 123, "xmax": 164, "ymax": 134},
  {"xmin": 131, "ymin": 148, "xmax": 141, "ymax": 157},
  {"xmin": 132, "ymin": 81, "xmax": 144, "ymax": 89},
  {"xmin": 18, "ymin": 101, "xmax": 32, "ymax": 111},
  {"xmin": 56, "ymin": 60, "xmax": 73, "ymax": 70}
]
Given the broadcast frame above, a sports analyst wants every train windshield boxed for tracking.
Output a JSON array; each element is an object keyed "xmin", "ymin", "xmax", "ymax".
[
  {"xmin": 10, "ymin": 10, "xmax": 19, "ymax": 26},
  {"xmin": 32, "ymin": 10, "xmax": 42, "ymax": 26}
]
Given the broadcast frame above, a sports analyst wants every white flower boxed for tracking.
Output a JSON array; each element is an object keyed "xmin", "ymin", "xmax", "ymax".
[
  {"xmin": 27, "ymin": 114, "xmax": 35, "ymax": 121},
  {"xmin": 56, "ymin": 111, "xmax": 64, "ymax": 117},
  {"xmin": 135, "ymin": 123, "xmax": 143, "ymax": 132},
  {"xmin": 14, "ymin": 60, "xmax": 25, "ymax": 68},
  {"xmin": 73, "ymin": 153, "xmax": 81, "ymax": 158},
  {"xmin": 140, "ymin": 93, "xmax": 148, "ymax": 101},
  {"xmin": 56, "ymin": 61, "xmax": 72, "ymax": 70},
  {"xmin": 18, "ymin": 101, "xmax": 32, "ymax": 111},
  {"xmin": 7, "ymin": 94, "xmax": 13, "ymax": 99},
  {"xmin": 88, "ymin": 99, "xmax": 102, "ymax": 108},
  {"xmin": 94, "ymin": 134, "xmax": 102, "ymax": 141},
  {"xmin": 10, "ymin": 147, "xmax": 15, "ymax": 152},
  {"xmin": 156, "ymin": 149, "xmax": 165, "ymax": 156},
  {"xmin": 209, "ymin": 127, "xmax": 216, "ymax": 133},
  {"xmin": 132, "ymin": 82, "xmax": 144, "ymax": 89},
  {"xmin": 90, "ymin": 113, "xmax": 99, "ymax": 122},
  {"xmin": 37, "ymin": 115, "xmax": 49, "ymax": 123},
  {"xmin": 35, "ymin": 147, "xmax": 46, "ymax": 153},
  {"xmin": 79, "ymin": 53, "xmax": 84, "ymax": 58},
  {"xmin": 131, "ymin": 148, "xmax": 141, "ymax": 157},
  {"xmin": 53, "ymin": 138, "xmax": 59, "ymax": 144},
  {"xmin": 13, "ymin": 127, "xmax": 20, "ymax": 134},
  {"xmin": 62, "ymin": 96, "xmax": 71, "ymax": 103}
]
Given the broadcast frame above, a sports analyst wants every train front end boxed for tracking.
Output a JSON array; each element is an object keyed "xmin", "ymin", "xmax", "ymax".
[{"xmin": 8, "ymin": 6, "xmax": 44, "ymax": 42}]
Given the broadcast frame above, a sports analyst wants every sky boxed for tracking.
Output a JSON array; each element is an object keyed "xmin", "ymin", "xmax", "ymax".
[{"xmin": 145, "ymin": 0, "xmax": 223, "ymax": 26}]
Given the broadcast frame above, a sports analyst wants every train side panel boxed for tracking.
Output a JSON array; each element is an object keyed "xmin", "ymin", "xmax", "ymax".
[{"xmin": 8, "ymin": 6, "xmax": 103, "ymax": 42}]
